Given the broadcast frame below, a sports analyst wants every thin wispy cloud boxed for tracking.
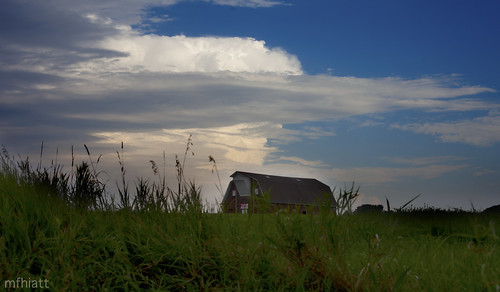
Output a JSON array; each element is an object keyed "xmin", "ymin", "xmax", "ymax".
[
  {"xmin": 329, "ymin": 164, "xmax": 469, "ymax": 185},
  {"xmin": 393, "ymin": 111, "xmax": 500, "ymax": 147},
  {"xmin": 208, "ymin": 0, "xmax": 284, "ymax": 8},
  {"xmin": 388, "ymin": 156, "xmax": 466, "ymax": 166},
  {"xmin": 277, "ymin": 156, "xmax": 328, "ymax": 168}
]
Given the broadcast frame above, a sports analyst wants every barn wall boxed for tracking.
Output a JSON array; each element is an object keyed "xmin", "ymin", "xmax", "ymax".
[
  {"xmin": 224, "ymin": 197, "xmax": 333, "ymax": 214},
  {"xmin": 223, "ymin": 182, "xmax": 253, "ymax": 214},
  {"xmin": 261, "ymin": 203, "xmax": 320, "ymax": 214}
]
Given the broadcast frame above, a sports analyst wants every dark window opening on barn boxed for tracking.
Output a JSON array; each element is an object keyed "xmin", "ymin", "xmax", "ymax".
[{"xmin": 302, "ymin": 210, "xmax": 307, "ymax": 214}]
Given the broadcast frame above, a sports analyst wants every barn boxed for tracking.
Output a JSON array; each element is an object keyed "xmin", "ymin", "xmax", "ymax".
[{"xmin": 221, "ymin": 171, "xmax": 335, "ymax": 214}]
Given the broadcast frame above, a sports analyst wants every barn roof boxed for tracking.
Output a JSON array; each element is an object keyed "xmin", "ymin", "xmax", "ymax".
[{"xmin": 227, "ymin": 171, "xmax": 334, "ymax": 206}]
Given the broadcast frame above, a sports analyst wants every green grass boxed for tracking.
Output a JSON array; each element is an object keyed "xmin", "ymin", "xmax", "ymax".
[
  {"xmin": 1, "ymin": 175, "xmax": 499, "ymax": 290},
  {"xmin": 1, "ymin": 144, "xmax": 499, "ymax": 290}
]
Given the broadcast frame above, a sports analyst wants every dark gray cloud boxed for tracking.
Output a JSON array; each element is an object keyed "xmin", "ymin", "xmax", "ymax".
[
  {"xmin": 0, "ymin": 70, "xmax": 63, "ymax": 91},
  {"xmin": 0, "ymin": 0, "xmax": 126, "ymax": 71},
  {"xmin": 0, "ymin": 0, "xmax": 130, "ymax": 148},
  {"xmin": 1, "ymin": 0, "xmax": 115, "ymax": 48}
]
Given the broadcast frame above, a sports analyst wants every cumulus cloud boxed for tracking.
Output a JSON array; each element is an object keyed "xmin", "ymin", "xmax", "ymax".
[
  {"xmin": 79, "ymin": 33, "xmax": 303, "ymax": 75},
  {"xmin": 393, "ymin": 111, "xmax": 500, "ymax": 147},
  {"xmin": 92, "ymin": 124, "xmax": 272, "ymax": 166},
  {"xmin": 92, "ymin": 122, "xmax": 309, "ymax": 167},
  {"xmin": 1, "ymin": 0, "xmax": 292, "ymax": 76}
]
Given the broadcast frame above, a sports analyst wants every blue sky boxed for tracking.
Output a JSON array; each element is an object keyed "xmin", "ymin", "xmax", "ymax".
[
  {"xmin": 148, "ymin": 0, "xmax": 500, "ymax": 80},
  {"xmin": 1, "ymin": 0, "xmax": 499, "ymax": 210}
]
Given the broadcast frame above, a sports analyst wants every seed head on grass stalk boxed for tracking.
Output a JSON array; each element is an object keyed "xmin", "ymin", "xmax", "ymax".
[
  {"xmin": 84, "ymin": 144, "xmax": 103, "ymax": 179},
  {"xmin": 38, "ymin": 141, "xmax": 44, "ymax": 171},
  {"xmin": 148, "ymin": 152, "xmax": 169, "ymax": 212},
  {"xmin": 209, "ymin": 155, "xmax": 223, "ymax": 198},
  {"xmin": 183, "ymin": 134, "xmax": 194, "ymax": 167},
  {"xmin": 116, "ymin": 141, "xmax": 130, "ymax": 210},
  {"xmin": 175, "ymin": 155, "xmax": 182, "ymax": 196},
  {"xmin": 176, "ymin": 134, "xmax": 194, "ymax": 195},
  {"xmin": 150, "ymin": 160, "xmax": 159, "ymax": 176}
]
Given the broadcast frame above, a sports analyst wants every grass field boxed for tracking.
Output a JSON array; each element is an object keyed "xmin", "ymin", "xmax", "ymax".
[{"xmin": 1, "ymin": 145, "xmax": 499, "ymax": 291}]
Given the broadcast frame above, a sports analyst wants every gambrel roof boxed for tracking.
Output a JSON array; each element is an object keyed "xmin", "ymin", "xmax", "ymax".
[{"xmin": 223, "ymin": 171, "xmax": 334, "ymax": 206}]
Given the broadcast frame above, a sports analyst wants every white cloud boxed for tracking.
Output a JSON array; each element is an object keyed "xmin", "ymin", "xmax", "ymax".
[
  {"xmin": 278, "ymin": 156, "xmax": 328, "ymax": 167},
  {"xmin": 393, "ymin": 111, "xmax": 500, "ymax": 146},
  {"xmin": 82, "ymin": 33, "xmax": 302, "ymax": 75},
  {"xmin": 207, "ymin": 0, "xmax": 284, "ymax": 8},
  {"xmin": 93, "ymin": 122, "xmax": 284, "ymax": 166},
  {"xmin": 147, "ymin": 15, "xmax": 175, "ymax": 23}
]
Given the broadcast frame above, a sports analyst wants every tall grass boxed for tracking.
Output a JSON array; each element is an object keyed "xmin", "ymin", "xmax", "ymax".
[
  {"xmin": 0, "ymin": 140, "xmax": 205, "ymax": 213},
  {"xmin": 1, "ymin": 144, "xmax": 109, "ymax": 210},
  {"xmin": 334, "ymin": 181, "xmax": 360, "ymax": 215},
  {"xmin": 1, "ymin": 140, "xmax": 499, "ymax": 290}
]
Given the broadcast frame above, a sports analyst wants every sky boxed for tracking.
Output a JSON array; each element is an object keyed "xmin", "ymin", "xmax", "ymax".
[{"xmin": 1, "ymin": 0, "xmax": 499, "ymax": 210}]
